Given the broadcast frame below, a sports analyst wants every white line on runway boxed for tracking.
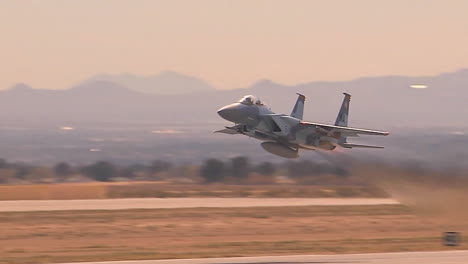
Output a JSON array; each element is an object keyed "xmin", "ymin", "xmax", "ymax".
[
  {"xmin": 0, "ymin": 198, "xmax": 398, "ymax": 212},
  {"xmin": 58, "ymin": 250, "xmax": 468, "ymax": 264}
]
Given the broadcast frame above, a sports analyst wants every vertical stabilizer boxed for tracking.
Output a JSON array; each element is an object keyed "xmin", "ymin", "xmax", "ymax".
[
  {"xmin": 335, "ymin": 93, "xmax": 351, "ymax": 127},
  {"xmin": 290, "ymin": 93, "xmax": 306, "ymax": 120}
]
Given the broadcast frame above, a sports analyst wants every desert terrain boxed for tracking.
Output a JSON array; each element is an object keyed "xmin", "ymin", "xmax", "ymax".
[{"xmin": 1, "ymin": 204, "xmax": 467, "ymax": 264}]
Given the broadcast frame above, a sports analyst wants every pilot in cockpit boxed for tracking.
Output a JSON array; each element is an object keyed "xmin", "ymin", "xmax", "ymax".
[
  {"xmin": 239, "ymin": 95, "xmax": 263, "ymax": 106},
  {"xmin": 239, "ymin": 95, "xmax": 255, "ymax": 105}
]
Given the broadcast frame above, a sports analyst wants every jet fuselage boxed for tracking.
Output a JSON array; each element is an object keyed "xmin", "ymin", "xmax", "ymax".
[{"xmin": 216, "ymin": 94, "xmax": 388, "ymax": 158}]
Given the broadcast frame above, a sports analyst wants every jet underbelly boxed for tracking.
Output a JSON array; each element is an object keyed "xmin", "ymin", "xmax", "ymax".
[{"xmin": 243, "ymin": 128, "xmax": 278, "ymax": 142}]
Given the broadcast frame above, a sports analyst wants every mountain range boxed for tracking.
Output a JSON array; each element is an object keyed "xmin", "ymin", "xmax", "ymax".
[
  {"xmin": 86, "ymin": 71, "xmax": 215, "ymax": 95},
  {"xmin": 1, "ymin": 69, "xmax": 467, "ymax": 129}
]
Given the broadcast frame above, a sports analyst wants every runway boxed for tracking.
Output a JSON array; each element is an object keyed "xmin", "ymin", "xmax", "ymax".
[
  {"xmin": 60, "ymin": 251, "xmax": 468, "ymax": 264},
  {"xmin": 0, "ymin": 198, "xmax": 398, "ymax": 212}
]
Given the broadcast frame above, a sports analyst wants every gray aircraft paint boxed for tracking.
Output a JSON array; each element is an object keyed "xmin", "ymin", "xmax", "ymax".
[
  {"xmin": 335, "ymin": 93, "xmax": 351, "ymax": 127},
  {"xmin": 216, "ymin": 94, "xmax": 389, "ymax": 158},
  {"xmin": 290, "ymin": 93, "xmax": 306, "ymax": 120}
]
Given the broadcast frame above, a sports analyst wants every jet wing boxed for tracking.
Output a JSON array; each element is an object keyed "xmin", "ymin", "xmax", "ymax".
[
  {"xmin": 214, "ymin": 125, "xmax": 243, "ymax": 135},
  {"xmin": 300, "ymin": 122, "xmax": 390, "ymax": 137}
]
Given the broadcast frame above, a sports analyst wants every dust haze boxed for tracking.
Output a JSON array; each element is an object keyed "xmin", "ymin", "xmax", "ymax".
[{"xmin": 360, "ymin": 164, "xmax": 468, "ymax": 228}]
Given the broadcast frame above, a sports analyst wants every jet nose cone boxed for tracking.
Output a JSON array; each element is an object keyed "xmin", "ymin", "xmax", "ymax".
[
  {"xmin": 217, "ymin": 104, "xmax": 238, "ymax": 122},
  {"xmin": 217, "ymin": 103, "xmax": 260, "ymax": 125}
]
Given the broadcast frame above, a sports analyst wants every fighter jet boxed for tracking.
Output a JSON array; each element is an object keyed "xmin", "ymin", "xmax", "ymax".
[{"xmin": 216, "ymin": 93, "xmax": 389, "ymax": 158}]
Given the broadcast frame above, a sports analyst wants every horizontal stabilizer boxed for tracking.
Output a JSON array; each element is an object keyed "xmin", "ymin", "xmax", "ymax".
[{"xmin": 340, "ymin": 143, "xmax": 384, "ymax": 149}]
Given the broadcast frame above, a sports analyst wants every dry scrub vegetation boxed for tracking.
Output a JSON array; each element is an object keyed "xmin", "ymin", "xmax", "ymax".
[
  {"xmin": 0, "ymin": 184, "xmax": 108, "ymax": 200},
  {"xmin": 0, "ymin": 205, "xmax": 467, "ymax": 264},
  {"xmin": 0, "ymin": 183, "xmax": 388, "ymax": 200}
]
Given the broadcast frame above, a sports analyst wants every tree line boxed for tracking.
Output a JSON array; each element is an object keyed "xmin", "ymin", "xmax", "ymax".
[{"xmin": 0, "ymin": 157, "xmax": 349, "ymax": 184}]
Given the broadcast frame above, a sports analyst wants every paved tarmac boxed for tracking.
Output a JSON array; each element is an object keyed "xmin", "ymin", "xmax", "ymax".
[
  {"xmin": 60, "ymin": 251, "xmax": 468, "ymax": 264},
  {"xmin": 0, "ymin": 198, "xmax": 398, "ymax": 212}
]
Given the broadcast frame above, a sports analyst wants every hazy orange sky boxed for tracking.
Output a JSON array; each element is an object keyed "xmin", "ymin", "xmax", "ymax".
[{"xmin": 1, "ymin": 0, "xmax": 467, "ymax": 90}]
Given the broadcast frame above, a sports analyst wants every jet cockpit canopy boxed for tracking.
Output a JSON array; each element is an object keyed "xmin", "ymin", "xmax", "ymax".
[{"xmin": 238, "ymin": 95, "xmax": 264, "ymax": 106}]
